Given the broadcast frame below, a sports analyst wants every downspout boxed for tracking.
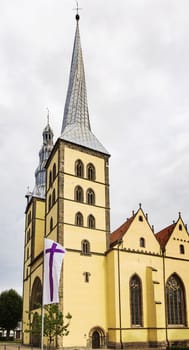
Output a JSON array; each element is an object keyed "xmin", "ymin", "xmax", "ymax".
[
  {"xmin": 117, "ymin": 240, "xmax": 123, "ymax": 349},
  {"xmin": 162, "ymin": 248, "xmax": 169, "ymax": 348}
]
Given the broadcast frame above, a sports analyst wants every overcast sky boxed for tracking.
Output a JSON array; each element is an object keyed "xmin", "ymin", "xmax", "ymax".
[{"xmin": 1, "ymin": 0, "xmax": 189, "ymax": 295}]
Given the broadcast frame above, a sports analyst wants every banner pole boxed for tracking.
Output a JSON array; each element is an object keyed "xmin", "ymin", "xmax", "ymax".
[
  {"xmin": 41, "ymin": 301, "xmax": 44, "ymax": 350},
  {"xmin": 41, "ymin": 238, "xmax": 45, "ymax": 350}
]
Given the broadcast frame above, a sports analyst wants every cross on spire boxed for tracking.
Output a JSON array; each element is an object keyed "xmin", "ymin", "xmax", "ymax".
[{"xmin": 73, "ymin": 1, "xmax": 82, "ymax": 20}]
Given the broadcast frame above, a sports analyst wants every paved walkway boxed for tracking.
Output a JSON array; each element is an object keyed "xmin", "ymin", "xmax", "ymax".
[{"xmin": 0, "ymin": 345, "xmax": 167, "ymax": 350}]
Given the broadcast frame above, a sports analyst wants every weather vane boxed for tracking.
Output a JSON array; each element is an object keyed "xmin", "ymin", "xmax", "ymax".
[{"xmin": 73, "ymin": 1, "xmax": 82, "ymax": 20}]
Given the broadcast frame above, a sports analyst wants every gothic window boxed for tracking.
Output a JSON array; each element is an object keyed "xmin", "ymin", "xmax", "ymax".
[
  {"xmin": 180, "ymin": 244, "xmax": 185, "ymax": 254},
  {"xmin": 87, "ymin": 163, "xmax": 95, "ymax": 181},
  {"xmin": 75, "ymin": 212, "xmax": 83, "ymax": 226},
  {"xmin": 75, "ymin": 159, "xmax": 84, "ymax": 178},
  {"xmin": 48, "ymin": 194, "xmax": 52, "ymax": 211},
  {"xmin": 88, "ymin": 215, "xmax": 95, "ymax": 229},
  {"xmin": 52, "ymin": 189, "xmax": 56, "ymax": 205},
  {"xmin": 75, "ymin": 186, "xmax": 84, "ymax": 202},
  {"xmin": 87, "ymin": 188, "xmax": 95, "ymax": 205},
  {"xmin": 130, "ymin": 274, "xmax": 143, "ymax": 326},
  {"xmin": 53, "ymin": 163, "xmax": 56, "ymax": 181},
  {"xmin": 81, "ymin": 240, "xmax": 90, "ymax": 255},
  {"xmin": 139, "ymin": 215, "xmax": 143, "ymax": 222},
  {"xmin": 166, "ymin": 274, "xmax": 186, "ymax": 325},
  {"xmin": 179, "ymin": 224, "xmax": 182, "ymax": 231},
  {"xmin": 30, "ymin": 277, "xmax": 42, "ymax": 310},
  {"xmin": 140, "ymin": 237, "xmax": 145, "ymax": 248},
  {"xmin": 49, "ymin": 171, "xmax": 52, "ymax": 188},
  {"xmin": 50, "ymin": 217, "xmax": 53, "ymax": 231}
]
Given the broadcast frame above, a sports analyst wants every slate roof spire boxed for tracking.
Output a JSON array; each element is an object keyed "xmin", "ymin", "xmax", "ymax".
[
  {"xmin": 61, "ymin": 14, "xmax": 109, "ymax": 155},
  {"xmin": 33, "ymin": 114, "xmax": 54, "ymax": 198}
]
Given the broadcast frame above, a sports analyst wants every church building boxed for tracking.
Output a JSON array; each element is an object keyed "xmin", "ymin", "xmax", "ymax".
[{"xmin": 22, "ymin": 14, "xmax": 189, "ymax": 349}]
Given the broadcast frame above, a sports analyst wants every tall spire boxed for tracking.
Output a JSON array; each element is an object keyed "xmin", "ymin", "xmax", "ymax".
[
  {"xmin": 62, "ymin": 15, "xmax": 90, "ymax": 132},
  {"xmin": 61, "ymin": 15, "xmax": 109, "ymax": 155}
]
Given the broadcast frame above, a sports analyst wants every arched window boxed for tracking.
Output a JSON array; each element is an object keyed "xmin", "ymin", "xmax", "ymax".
[
  {"xmin": 140, "ymin": 237, "xmax": 145, "ymax": 248},
  {"xmin": 75, "ymin": 212, "xmax": 83, "ymax": 226},
  {"xmin": 138, "ymin": 215, "xmax": 143, "ymax": 222},
  {"xmin": 87, "ymin": 188, "xmax": 95, "ymax": 205},
  {"xmin": 48, "ymin": 194, "xmax": 52, "ymax": 211},
  {"xmin": 166, "ymin": 274, "xmax": 186, "ymax": 325},
  {"xmin": 130, "ymin": 274, "xmax": 143, "ymax": 326},
  {"xmin": 87, "ymin": 163, "xmax": 95, "ymax": 181},
  {"xmin": 52, "ymin": 188, "xmax": 56, "ymax": 205},
  {"xmin": 75, "ymin": 159, "xmax": 84, "ymax": 178},
  {"xmin": 30, "ymin": 277, "xmax": 42, "ymax": 310},
  {"xmin": 180, "ymin": 244, "xmax": 185, "ymax": 254},
  {"xmin": 50, "ymin": 217, "xmax": 53, "ymax": 231},
  {"xmin": 81, "ymin": 240, "xmax": 90, "ymax": 255},
  {"xmin": 49, "ymin": 171, "xmax": 52, "ymax": 188},
  {"xmin": 53, "ymin": 163, "xmax": 56, "ymax": 181},
  {"xmin": 75, "ymin": 186, "xmax": 84, "ymax": 203},
  {"xmin": 88, "ymin": 215, "xmax": 95, "ymax": 229}
]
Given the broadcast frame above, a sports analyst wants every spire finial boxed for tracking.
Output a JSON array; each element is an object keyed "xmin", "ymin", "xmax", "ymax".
[
  {"xmin": 73, "ymin": 1, "xmax": 82, "ymax": 21},
  {"xmin": 46, "ymin": 107, "xmax": 50, "ymax": 125}
]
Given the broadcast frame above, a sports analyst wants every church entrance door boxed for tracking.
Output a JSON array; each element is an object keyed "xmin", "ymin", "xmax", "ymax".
[{"xmin": 92, "ymin": 330, "xmax": 100, "ymax": 348}]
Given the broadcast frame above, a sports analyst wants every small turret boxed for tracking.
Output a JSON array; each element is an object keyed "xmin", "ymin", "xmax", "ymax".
[{"xmin": 32, "ymin": 113, "xmax": 54, "ymax": 199}]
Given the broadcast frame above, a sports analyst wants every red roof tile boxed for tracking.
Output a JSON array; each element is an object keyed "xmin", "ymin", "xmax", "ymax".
[
  {"xmin": 155, "ymin": 223, "xmax": 176, "ymax": 249},
  {"xmin": 110, "ymin": 214, "xmax": 136, "ymax": 247}
]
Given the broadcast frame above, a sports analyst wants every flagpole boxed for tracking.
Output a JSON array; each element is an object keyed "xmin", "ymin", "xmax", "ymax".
[
  {"xmin": 41, "ymin": 238, "xmax": 45, "ymax": 350},
  {"xmin": 41, "ymin": 238, "xmax": 66, "ymax": 349}
]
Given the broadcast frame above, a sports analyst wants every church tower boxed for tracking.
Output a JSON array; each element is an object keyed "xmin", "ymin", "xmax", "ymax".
[
  {"xmin": 23, "ymin": 10, "xmax": 189, "ymax": 350},
  {"xmin": 45, "ymin": 14, "xmax": 110, "ymax": 348},
  {"xmin": 23, "ymin": 13, "xmax": 110, "ymax": 349}
]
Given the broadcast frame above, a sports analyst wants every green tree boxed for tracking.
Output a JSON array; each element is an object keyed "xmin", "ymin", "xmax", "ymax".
[
  {"xmin": 0, "ymin": 289, "xmax": 22, "ymax": 339},
  {"xmin": 27, "ymin": 304, "xmax": 72, "ymax": 347}
]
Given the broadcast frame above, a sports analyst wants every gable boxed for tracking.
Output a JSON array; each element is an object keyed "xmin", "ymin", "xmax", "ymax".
[
  {"xmin": 110, "ymin": 209, "xmax": 160, "ymax": 254},
  {"xmin": 163, "ymin": 219, "xmax": 189, "ymax": 258}
]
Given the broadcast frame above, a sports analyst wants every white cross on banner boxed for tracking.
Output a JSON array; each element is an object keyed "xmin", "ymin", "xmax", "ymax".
[{"xmin": 43, "ymin": 239, "xmax": 66, "ymax": 305}]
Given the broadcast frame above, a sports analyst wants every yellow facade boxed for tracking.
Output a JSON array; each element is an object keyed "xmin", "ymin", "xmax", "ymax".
[
  {"xmin": 22, "ymin": 15, "xmax": 189, "ymax": 350},
  {"xmin": 23, "ymin": 134, "xmax": 189, "ymax": 349}
]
